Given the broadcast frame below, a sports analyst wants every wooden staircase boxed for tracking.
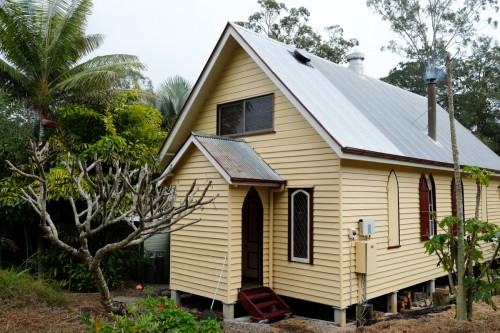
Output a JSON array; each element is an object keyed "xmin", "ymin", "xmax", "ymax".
[{"xmin": 238, "ymin": 287, "xmax": 292, "ymax": 322}]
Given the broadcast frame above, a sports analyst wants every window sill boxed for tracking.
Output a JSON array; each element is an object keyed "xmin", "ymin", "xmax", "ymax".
[
  {"xmin": 289, "ymin": 259, "xmax": 312, "ymax": 264},
  {"xmin": 232, "ymin": 130, "xmax": 276, "ymax": 138},
  {"xmin": 224, "ymin": 130, "xmax": 276, "ymax": 138}
]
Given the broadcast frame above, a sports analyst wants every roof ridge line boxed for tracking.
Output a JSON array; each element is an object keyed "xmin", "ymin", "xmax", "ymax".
[{"xmin": 229, "ymin": 21, "xmax": 294, "ymax": 50}]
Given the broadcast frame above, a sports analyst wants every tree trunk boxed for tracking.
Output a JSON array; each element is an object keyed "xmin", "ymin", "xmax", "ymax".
[
  {"xmin": 466, "ymin": 181, "xmax": 481, "ymax": 320},
  {"xmin": 475, "ymin": 182, "xmax": 480, "ymax": 220},
  {"xmin": 467, "ymin": 286, "xmax": 473, "ymax": 320},
  {"xmin": 446, "ymin": 55, "xmax": 467, "ymax": 320},
  {"xmin": 88, "ymin": 259, "xmax": 113, "ymax": 313},
  {"xmin": 37, "ymin": 227, "xmax": 46, "ymax": 277}
]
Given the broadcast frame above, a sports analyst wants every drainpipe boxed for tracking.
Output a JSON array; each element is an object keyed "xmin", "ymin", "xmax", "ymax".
[
  {"xmin": 427, "ymin": 77, "xmax": 437, "ymax": 141},
  {"xmin": 269, "ymin": 184, "xmax": 285, "ymax": 288}
]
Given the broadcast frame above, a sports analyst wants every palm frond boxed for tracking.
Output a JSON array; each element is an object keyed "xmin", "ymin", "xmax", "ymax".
[
  {"xmin": 0, "ymin": 0, "xmax": 148, "ymax": 115},
  {"xmin": 0, "ymin": 1, "xmax": 41, "ymax": 79},
  {"xmin": 155, "ymin": 75, "xmax": 192, "ymax": 119},
  {"xmin": 0, "ymin": 58, "xmax": 30, "ymax": 97},
  {"xmin": 52, "ymin": 56, "xmax": 146, "ymax": 93},
  {"xmin": 45, "ymin": 0, "xmax": 96, "ymax": 71}
]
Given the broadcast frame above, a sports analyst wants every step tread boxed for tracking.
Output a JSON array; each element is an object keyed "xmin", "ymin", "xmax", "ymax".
[
  {"xmin": 250, "ymin": 309, "xmax": 292, "ymax": 321},
  {"xmin": 247, "ymin": 292, "xmax": 273, "ymax": 301},
  {"xmin": 239, "ymin": 287, "xmax": 292, "ymax": 322},
  {"xmin": 256, "ymin": 299, "xmax": 280, "ymax": 309}
]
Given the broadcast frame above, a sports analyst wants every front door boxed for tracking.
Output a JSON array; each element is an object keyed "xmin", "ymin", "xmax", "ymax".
[{"xmin": 242, "ymin": 187, "xmax": 263, "ymax": 284}]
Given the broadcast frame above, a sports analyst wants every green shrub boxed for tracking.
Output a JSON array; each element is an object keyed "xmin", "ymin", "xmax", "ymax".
[
  {"xmin": 81, "ymin": 296, "xmax": 221, "ymax": 333},
  {"xmin": 0, "ymin": 267, "xmax": 67, "ymax": 308},
  {"xmin": 39, "ymin": 245, "xmax": 143, "ymax": 292}
]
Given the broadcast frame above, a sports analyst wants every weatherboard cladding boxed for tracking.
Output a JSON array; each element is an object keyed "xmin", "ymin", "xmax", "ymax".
[
  {"xmin": 230, "ymin": 23, "xmax": 500, "ymax": 171},
  {"xmin": 192, "ymin": 132, "xmax": 284, "ymax": 184}
]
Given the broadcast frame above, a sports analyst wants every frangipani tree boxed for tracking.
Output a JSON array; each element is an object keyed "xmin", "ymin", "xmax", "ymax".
[{"xmin": 8, "ymin": 142, "xmax": 217, "ymax": 313}]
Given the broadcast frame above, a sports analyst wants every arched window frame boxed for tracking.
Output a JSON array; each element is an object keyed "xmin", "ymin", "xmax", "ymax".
[
  {"xmin": 419, "ymin": 174, "xmax": 437, "ymax": 241},
  {"xmin": 288, "ymin": 188, "xmax": 313, "ymax": 264},
  {"xmin": 427, "ymin": 174, "xmax": 437, "ymax": 237},
  {"xmin": 387, "ymin": 170, "xmax": 401, "ymax": 248}
]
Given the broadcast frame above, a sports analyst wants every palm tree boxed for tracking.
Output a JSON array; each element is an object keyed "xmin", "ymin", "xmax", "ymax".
[
  {"xmin": 0, "ymin": 0, "xmax": 146, "ymax": 140},
  {"xmin": 155, "ymin": 75, "xmax": 192, "ymax": 130}
]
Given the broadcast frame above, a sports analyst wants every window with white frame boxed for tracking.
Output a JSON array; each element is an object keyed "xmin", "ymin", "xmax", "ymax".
[{"xmin": 288, "ymin": 188, "xmax": 313, "ymax": 263}]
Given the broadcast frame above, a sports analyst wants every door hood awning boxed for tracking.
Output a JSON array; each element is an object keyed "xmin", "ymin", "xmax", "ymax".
[{"xmin": 166, "ymin": 132, "xmax": 286, "ymax": 187}]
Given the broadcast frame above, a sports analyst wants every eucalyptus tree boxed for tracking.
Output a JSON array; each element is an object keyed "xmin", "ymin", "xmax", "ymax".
[
  {"xmin": 236, "ymin": 0, "xmax": 359, "ymax": 64},
  {"xmin": 0, "ymin": 0, "xmax": 145, "ymax": 141},
  {"xmin": 367, "ymin": 0, "xmax": 498, "ymax": 320},
  {"xmin": 155, "ymin": 75, "xmax": 192, "ymax": 131},
  {"xmin": 453, "ymin": 37, "xmax": 500, "ymax": 154},
  {"xmin": 366, "ymin": 0, "xmax": 498, "ymax": 64}
]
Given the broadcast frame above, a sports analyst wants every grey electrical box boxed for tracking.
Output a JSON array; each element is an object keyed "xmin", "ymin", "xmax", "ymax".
[{"xmin": 359, "ymin": 218, "xmax": 375, "ymax": 236}]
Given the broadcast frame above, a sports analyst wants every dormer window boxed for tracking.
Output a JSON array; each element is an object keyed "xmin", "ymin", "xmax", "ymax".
[{"xmin": 217, "ymin": 94, "xmax": 273, "ymax": 136}]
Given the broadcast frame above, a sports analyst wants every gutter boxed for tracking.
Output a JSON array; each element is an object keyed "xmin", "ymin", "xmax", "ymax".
[{"xmin": 342, "ymin": 147, "xmax": 500, "ymax": 175}]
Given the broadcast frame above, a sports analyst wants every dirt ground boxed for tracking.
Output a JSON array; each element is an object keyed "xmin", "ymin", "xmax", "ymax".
[{"xmin": 0, "ymin": 289, "xmax": 499, "ymax": 333}]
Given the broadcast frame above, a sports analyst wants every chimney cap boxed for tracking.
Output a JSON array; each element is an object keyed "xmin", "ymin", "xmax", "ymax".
[
  {"xmin": 346, "ymin": 50, "xmax": 365, "ymax": 75},
  {"xmin": 346, "ymin": 50, "xmax": 365, "ymax": 61}
]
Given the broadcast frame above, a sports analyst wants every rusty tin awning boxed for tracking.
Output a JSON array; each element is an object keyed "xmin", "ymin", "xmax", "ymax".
[{"xmin": 167, "ymin": 132, "xmax": 285, "ymax": 187}]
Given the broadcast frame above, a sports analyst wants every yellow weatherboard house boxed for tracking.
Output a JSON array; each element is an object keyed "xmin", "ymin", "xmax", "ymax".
[{"xmin": 158, "ymin": 22, "xmax": 500, "ymax": 325}]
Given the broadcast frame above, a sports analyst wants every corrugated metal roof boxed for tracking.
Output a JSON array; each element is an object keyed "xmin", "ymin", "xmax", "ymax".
[
  {"xmin": 192, "ymin": 132, "xmax": 285, "ymax": 185},
  {"xmin": 231, "ymin": 23, "xmax": 500, "ymax": 171}
]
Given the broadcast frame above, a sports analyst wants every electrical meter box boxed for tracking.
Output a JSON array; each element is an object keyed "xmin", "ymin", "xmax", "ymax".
[
  {"xmin": 359, "ymin": 218, "xmax": 375, "ymax": 236},
  {"xmin": 355, "ymin": 240, "xmax": 377, "ymax": 274}
]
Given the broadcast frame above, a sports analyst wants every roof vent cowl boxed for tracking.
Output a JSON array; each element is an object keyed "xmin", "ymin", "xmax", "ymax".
[
  {"xmin": 292, "ymin": 49, "xmax": 311, "ymax": 64},
  {"xmin": 346, "ymin": 50, "xmax": 365, "ymax": 75}
]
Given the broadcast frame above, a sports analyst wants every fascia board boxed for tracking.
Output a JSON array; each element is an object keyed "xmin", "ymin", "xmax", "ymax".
[
  {"xmin": 164, "ymin": 135, "xmax": 233, "ymax": 185},
  {"xmin": 343, "ymin": 152, "xmax": 460, "ymax": 173},
  {"xmin": 158, "ymin": 28, "xmax": 235, "ymax": 167}
]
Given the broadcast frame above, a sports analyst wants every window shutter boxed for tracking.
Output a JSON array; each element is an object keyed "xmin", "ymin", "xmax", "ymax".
[
  {"xmin": 419, "ymin": 175, "xmax": 430, "ymax": 241},
  {"xmin": 451, "ymin": 178, "xmax": 458, "ymax": 235}
]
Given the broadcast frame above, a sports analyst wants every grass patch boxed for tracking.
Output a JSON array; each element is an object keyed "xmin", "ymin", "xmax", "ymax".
[{"xmin": 0, "ymin": 267, "xmax": 67, "ymax": 309}]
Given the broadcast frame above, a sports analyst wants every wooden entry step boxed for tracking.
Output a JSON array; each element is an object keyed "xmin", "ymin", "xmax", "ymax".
[{"xmin": 238, "ymin": 287, "xmax": 292, "ymax": 322}]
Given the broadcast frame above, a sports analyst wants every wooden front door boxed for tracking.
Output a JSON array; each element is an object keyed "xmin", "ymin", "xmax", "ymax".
[{"xmin": 242, "ymin": 187, "xmax": 263, "ymax": 283}]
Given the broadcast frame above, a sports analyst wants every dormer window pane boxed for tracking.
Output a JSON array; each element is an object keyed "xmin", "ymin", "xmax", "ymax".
[{"xmin": 218, "ymin": 94, "xmax": 273, "ymax": 136}]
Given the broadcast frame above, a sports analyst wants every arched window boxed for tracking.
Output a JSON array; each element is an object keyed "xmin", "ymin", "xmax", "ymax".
[
  {"xmin": 288, "ymin": 188, "xmax": 313, "ymax": 263},
  {"xmin": 419, "ymin": 174, "xmax": 437, "ymax": 241},
  {"xmin": 387, "ymin": 171, "xmax": 400, "ymax": 248},
  {"xmin": 428, "ymin": 175, "xmax": 437, "ymax": 236}
]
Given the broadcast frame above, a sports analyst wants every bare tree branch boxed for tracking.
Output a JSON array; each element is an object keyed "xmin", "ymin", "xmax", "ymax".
[{"xmin": 7, "ymin": 141, "xmax": 217, "ymax": 313}]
